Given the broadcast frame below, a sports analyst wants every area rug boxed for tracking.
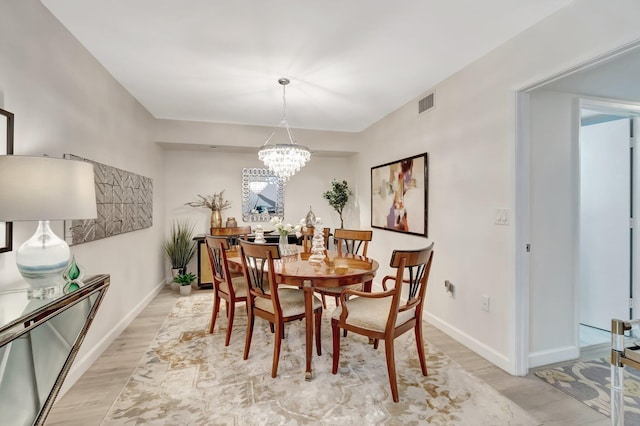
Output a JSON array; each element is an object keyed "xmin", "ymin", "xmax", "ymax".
[
  {"xmin": 535, "ymin": 358, "xmax": 640, "ymax": 425},
  {"xmin": 102, "ymin": 293, "xmax": 539, "ymax": 425}
]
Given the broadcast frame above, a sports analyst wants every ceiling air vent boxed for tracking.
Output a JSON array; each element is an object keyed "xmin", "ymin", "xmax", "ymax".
[{"xmin": 418, "ymin": 93, "xmax": 434, "ymax": 114}]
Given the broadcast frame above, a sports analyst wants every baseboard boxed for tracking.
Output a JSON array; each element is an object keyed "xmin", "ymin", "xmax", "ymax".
[
  {"xmin": 424, "ymin": 312, "xmax": 513, "ymax": 374},
  {"xmin": 58, "ymin": 279, "xmax": 166, "ymax": 396},
  {"xmin": 528, "ymin": 345, "xmax": 580, "ymax": 369}
]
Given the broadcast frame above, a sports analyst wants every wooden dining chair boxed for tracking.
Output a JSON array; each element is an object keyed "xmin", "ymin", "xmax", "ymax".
[
  {"xmin": 300, "ymin": 227, "xmax": 331, "ymax": 253},
  {"xmin": 210, "ymin": 225, "xmax": 252, "ymax": 247},
  {"xmin": 331, "ymin": 243, "xmax": 434, "ymax": 402},
  {"xmin": 238, "ymin": 239, "xmax": 323, "ymax": 378},
  {"xmin": 315, "ymin": 228, "xmax": 373, "ymax": 308},
  {"xmin": 205, "ymin": 235, "xmax": 249, "ymax": 346}
]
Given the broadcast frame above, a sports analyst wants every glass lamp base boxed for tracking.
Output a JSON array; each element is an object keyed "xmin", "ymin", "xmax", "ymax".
[
  {"xmin": 28, "ymin": 285, "xmax": 62, "ymax": 299},
  {"xmin": 16, "ymin": 220, "xmax": 70, "ymax": 297}
]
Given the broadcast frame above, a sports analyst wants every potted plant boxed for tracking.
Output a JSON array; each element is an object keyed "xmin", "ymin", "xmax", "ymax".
[
  {"xmin": 322, "ymin": 179, "xmax": 352, "ymax": 228},
  {"xmin": 163, "ymin": 219, "xmax": 197, "ymax": 284},
  {"xmin": 174, "ymin": 272, "xmax": 197, "ymax": 295}
]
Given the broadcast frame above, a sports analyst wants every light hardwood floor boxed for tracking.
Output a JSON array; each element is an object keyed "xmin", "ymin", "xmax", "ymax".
[{"xmin": 47, "ymin": 287, "xmax": 609, "ymax": 425}]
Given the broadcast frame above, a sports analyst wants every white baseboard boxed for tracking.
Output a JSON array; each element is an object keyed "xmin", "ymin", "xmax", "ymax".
[
  {"xmin": 424, "ymin": 312, "xmax": 514, "ymax": 374},
  {"xmin": 58, "ymin": 279, "xmax": 166, "ymax": 396},
  {"xmin": 528, "ymin": 345, "xmax": 579, "ymax": 369}
]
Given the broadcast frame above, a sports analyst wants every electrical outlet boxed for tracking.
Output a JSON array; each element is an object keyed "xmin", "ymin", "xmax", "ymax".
[
  {"xmin": 481, "ymin": 295, "xmax": 490, "ymax": 312},
  {"xmin": 444, "ymin": 280, "xmax": 454, "ymax": 296}
]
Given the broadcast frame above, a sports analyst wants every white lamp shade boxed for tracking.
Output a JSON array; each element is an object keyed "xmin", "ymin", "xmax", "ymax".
[{"xmin": 0, "ymin": 155, "xmax": 97, "ymax": 221}]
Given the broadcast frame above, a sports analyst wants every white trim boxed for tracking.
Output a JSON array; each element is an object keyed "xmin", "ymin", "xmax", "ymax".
[
  {"xmin": 528, "ymin": 346, "xmax": 580, "ymax": 369},
  {"xmin": 57, "ymin": 279, "xmax": 167, "ymax": 397},
  {"xmin": 514, "ymin": 91, "xmax": 531, "ymax": 376},
  {"xmin": 424, "ymin": 312, "xmax": 512, "ymax": 373}
]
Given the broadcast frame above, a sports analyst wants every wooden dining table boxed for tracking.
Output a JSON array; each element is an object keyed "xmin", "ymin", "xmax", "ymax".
[{"xmin": 227, "ymin": 247, "xmax": 379, "ymax": 379}]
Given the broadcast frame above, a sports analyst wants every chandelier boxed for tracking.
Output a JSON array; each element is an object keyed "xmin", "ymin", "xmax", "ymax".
[
  {"xmin": 249, "ymin": 180, "xmax": 268, "ymax": 193},
  {"xmin": 258, "ymin": 78, "xmax": 311, "ymax": 181}
]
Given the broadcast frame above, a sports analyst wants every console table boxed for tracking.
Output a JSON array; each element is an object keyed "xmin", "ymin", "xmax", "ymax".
[{"xmin": 0, "ymin": 274, "xmax": 110, "ymax": 425}]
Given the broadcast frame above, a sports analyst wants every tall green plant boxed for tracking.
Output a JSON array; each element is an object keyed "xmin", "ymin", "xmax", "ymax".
[
  {"xmin": 322, "ymin": 179, "xmax": 352, "ymax": 228},
  {"xmin": 163, "ymin": 219, "xmax": 197, "ymax": 273}
]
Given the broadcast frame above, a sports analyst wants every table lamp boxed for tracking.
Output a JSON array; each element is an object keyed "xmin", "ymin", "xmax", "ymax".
[{"xmin": 0, "ymin": 155, "xmax": 97, "ymax": 297}]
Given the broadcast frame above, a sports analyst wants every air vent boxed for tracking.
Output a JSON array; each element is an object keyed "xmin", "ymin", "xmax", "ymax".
[{"xmin": 418, "ymin": 93, "xmax": 434, "ymax": 114}]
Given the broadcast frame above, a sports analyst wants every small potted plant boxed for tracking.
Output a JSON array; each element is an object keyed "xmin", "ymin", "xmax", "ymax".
[
  {"xmin": 322, "ymin": 179, "xmax": 352, "ymax": 228},
  {"xmin": 174, "ymin": 272, "xmax": 197, "ymax": 295}
]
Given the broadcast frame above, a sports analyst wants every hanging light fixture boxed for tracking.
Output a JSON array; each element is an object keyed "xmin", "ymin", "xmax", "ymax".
[{"xmin": 258, "ymin": 78, "xmax": 311, "ymax": 181}]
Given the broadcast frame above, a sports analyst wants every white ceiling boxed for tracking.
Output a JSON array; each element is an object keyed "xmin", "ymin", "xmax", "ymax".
[{"xmin": 42, "ymin": 0, "xmax": 573, "ymax": 132}]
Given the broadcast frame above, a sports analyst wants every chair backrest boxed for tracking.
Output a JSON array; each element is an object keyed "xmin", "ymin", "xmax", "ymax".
[
  {"xmin": 300, "ymin": 227, "xmax": 331, "ymax": 253},
  {"xmin": 333, "ymin": 229, "xmax": 373, "ymax": 256},
  {"xmin": 238, "ymin": 240, "xmax": 282, "ymax": 308},
  {"xmin": 211, "ymin": 225, "xmax": 252, "ymax": 246},
  {"xmin": 388, "ymin": 243, "xmax": 434, "ymax": 316},
  {"xmin": 205, "ymin": 235, "xmax": 233, "ymax": 291}
]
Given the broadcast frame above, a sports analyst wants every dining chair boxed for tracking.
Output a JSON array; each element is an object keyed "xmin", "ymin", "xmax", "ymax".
[
  {"xmin": 315, "ymin": 228, "xmax": 373, "ymax": 308},
  {"xmin": 300, "ymin": 227, "xmax": 331, "ymax": 253},
  {"xmin": 210, "ymin": 225, "xmax": 252, "ymax": 247},
  {"xmin": 238, "ymin": 239, "xmax": 323, "ymax": 378},
  {"xmin": 205, "ymin": 235, "xmax": 249, "ymax": 346},
  {"xmin": 331, "ymin": 243, "xmax": 434, "ymax": 402}
]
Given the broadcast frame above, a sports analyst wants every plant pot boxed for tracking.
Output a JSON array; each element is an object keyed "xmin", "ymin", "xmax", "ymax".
[{"xmin": 180, "ymin": 285, "xmax": 192, "ymax": 296}]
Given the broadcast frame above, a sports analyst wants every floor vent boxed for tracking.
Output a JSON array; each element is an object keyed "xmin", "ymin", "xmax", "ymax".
[{"xmin": 418, "ymin": 93, "xmax": 434, "ymax": 114}]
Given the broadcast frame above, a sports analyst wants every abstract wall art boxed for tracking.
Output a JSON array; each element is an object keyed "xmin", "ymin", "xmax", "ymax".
[
  {"xmin": 371, "ymin": 152, "xmax": 428, "ymax": 237},
  {"xmin": 64, "ymin": 154, "xmax": 153, "ymax": 245}
]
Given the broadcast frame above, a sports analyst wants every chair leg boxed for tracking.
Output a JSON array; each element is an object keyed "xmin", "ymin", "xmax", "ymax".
[
  {"xmin": 272, "ymin": 320, "xmax": 283, "ymax": 378},
  {"xmin": 415, "ymin": 322, "xmax": 428, "ymax": 376},
  {"xmin": 315, "ymin": 309, "xmax": 322, "ymax": 356},
  {"xmin": 209, "ymin": 291, "xmax": 221, "ymax": 334},
  {"xmin": 224, "ymin": 302, "xmax": 235, "ymax": 346},
  {"xmin": 321, "ymin": 293, "xmax": 327, "ymax": 309},
  {"xmin": 331, "ymin": 318, "xmax": 341, "ymax": 374},
  {"xmin": 384, "ymin": 338, "xmax": 399, "ymax": 403},
  {"xmin": 373, "ymin": 339, "xmax": 379, "ymax": 350},
  {"xmin": 243, "ymin": 308, "xmax": 254, "ymax": 360}
]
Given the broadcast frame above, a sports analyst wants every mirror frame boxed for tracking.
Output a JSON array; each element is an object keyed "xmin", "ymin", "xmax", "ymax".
[
  {"xmin": 242, "ymin": 168, "xmax": 284, "ymax": 222},
  {"xmin": 0, "ymin": 108, "xmax": 14, "ymax": 253}
]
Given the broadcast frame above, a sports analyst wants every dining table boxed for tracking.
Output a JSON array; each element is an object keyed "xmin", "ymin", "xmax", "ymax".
[{"xmin": 227, "ymin": 246, "xmax": 379, "ymax": 379}]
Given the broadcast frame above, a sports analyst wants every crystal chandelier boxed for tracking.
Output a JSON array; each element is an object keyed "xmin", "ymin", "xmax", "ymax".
[{"xmin": 258, "ymin": 78, "xmax": 311, "ymax": 181}]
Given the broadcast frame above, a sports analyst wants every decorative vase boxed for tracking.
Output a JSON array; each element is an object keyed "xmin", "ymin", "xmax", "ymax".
[
  {"xmin": 305, "ymin": 206, "xmax": 316, "ymax": 228},
  {"xmin": 211, "ymin": 210, "xmax": 222, "ymax": 229},
  {"xmin": 225, "ymin": 217, "xmax": 237, "ymax": 228},
  {"xmin": 279, "ymin": 234, "xmax": 288, "ymax": 255}
]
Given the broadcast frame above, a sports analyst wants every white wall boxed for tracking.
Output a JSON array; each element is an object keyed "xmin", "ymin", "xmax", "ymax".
[
  {"xmin": 162, "ymin": 148, "xmax": 355, "ymax": 277},
  {"xmin": 355, "ymin": 1, "xmax": 640, "ymax": 373},
  {"xmin": 0, "ymin": 0, "xmax": 166, "ymax": 390}
]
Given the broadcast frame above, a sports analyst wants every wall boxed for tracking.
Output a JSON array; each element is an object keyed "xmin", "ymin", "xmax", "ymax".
[
  {"xmin": 355, "ymin": 1, "xmax": 640, "ymax": 373},
  {"xmin": 0, "ymin": 0, "xmax": 166, "ymax": 390},
  {"xmin": 163, "ymin": 148, "xmax": 354, "ymax": 278}
]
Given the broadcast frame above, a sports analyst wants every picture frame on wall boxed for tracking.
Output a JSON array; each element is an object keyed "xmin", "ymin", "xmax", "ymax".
[
  {"xmin": 0, "ymin": 108, "xmax": 14, "ymax": 253},
  {"xmin": 371, "ymin": 152, "xmax": 428, "ymax": 238}
]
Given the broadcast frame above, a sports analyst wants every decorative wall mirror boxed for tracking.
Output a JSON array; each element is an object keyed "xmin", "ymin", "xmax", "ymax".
[
  {"xmin": 0, "ymin": 108, "xmax": 14, "ymax": 253},
  {"xmin": 242, "ymin": 168, "xmax": 284, "ymax": 222}
]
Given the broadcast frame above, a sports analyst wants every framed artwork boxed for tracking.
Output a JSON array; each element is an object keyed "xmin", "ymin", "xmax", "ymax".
[
  {"xmin": 371, "ymin": 152, "xmax": 428, "ymax": 237},
  {"xmin": 0, "ymin": 108, "xmax": 14, "ymax": 253}
]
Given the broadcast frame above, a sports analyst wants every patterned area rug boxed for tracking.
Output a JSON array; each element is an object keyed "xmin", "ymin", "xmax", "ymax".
[
  {"xmin": 103, "ymin": 293, "xmax": 538, "ymax": 425},
  {"xmin": 535, "ymin": 358, "xmax": 640, "ymax": 425}
]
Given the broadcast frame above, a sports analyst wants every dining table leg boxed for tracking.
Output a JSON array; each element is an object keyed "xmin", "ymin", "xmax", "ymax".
[{"xmin": 303, "ymin": 281, "xmax": 314, "ymax": 381}]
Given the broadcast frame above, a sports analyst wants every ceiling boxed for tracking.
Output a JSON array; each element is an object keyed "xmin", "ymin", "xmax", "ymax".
[{"xmin": 42, "ymin": 0, "xmax": 574, "ymax": 132}]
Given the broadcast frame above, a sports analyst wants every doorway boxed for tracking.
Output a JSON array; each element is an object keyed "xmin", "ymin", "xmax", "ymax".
[{"xmin": 578, "ymin": 105, "xmax": 636, "ymax": 348}]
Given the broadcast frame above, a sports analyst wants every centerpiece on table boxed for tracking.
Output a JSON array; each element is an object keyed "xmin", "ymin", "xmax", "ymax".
[
  {"xmin": 270, "ymin": 216, "xmax": 303, "ymax": 256},
  {"xmin": 185, "ymin": 191, "xmax": 232, "ymax": 231}
]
